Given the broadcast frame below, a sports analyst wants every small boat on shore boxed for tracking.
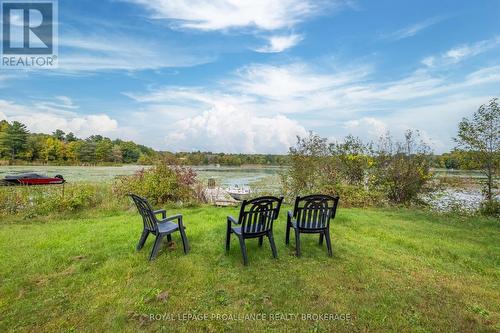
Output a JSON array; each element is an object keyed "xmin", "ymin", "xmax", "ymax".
[
  {"xmin": 227, "ymin": 186, "xmax": 251, "ymax": 201},
  {"xmin": 1, "ymin": 173, "xmax": 65, "ymax": 186}
]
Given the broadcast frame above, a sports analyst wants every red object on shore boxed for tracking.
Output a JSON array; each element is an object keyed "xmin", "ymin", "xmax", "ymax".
[{"xmin": 2, "ymin": 173, "xmax": 65, "ymax": 186}]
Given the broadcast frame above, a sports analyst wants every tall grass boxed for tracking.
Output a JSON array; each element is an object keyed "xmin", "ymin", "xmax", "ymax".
[{"xmin": 0, "ymin": 183, "xmax": 126, "ymax": 219}]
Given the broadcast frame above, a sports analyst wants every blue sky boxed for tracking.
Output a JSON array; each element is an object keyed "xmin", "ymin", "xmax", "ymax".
[{"xmin": 1, "ymin": 0, "xmax": 499, "ymax": 153}]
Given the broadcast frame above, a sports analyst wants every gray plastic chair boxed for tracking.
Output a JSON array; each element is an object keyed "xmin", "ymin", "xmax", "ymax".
[
  {"xmin": 129, "ymin": 194, "xmax": 189, "ymax": 260},
  {"xmin": 226, "ymin": 196, "xmax": 283, "ymax": 265},
  {"xmin": 286, "ymin": 194, "xmax": 339, "ymax": 257}
]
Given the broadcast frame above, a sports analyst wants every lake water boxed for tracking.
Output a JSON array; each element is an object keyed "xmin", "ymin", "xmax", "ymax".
[{"xmin": 0, "ymin": 165, "xmax": 282, "ymax": 188}]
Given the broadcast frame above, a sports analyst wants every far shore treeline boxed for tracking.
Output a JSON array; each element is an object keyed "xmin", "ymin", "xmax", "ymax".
[
  {"xmin": 0, "ymin": 117, "xmax": 491, "ymax": 170},
  {"xmin": 0, "ymin": 120, "xmax": 287, "ymax": 166}
]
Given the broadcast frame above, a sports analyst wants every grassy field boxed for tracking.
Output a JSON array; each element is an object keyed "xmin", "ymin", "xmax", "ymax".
[{"xmin": 0, "ymin": 207, "xmax": 498, "ymax": 332}]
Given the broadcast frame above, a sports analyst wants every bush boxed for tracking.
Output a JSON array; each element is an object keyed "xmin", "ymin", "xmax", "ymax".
[
  {"xmin": 321, "ymin": 183, "xmax": 387, "ymax": 208},
  {"xmin": 112, "ymin": 162, "xmax": 199, "ymax": 205},
  {"xmin": 479, "ymin": 200, "xmax": 500, "ymax": 218},
  {"xmin": 280, "ymin": 133, "xmax": 334, "ymax": 200},
  {"xmin": 372, "ymin": 131, "xmax": 433, "ymax": 204},
  {"xmin": 281, "ymin": 131, "xmax": 433, "ymax": 207},
  {"xmin": 0, "ymin": 183, "xmax": 117, "ymax": 218}
]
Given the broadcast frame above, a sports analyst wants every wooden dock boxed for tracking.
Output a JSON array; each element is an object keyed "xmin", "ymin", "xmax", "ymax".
[{"xmin": 202, "ymin": 187, "xmax": 239, "ymax": 206}]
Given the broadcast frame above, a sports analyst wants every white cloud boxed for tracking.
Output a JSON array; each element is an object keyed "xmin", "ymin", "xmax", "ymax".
[
  {"xmin": 421, "ymin": 56, "xmax": 435, "ymax": 67},
  {"xmin": 0, "ymin": 99, "xmax": 123, "ymax": 139},
  {"xmin": 229, "ymin": 62, "xmax": 370, "ymax": 101},
  {"xmin": 126, "ymin": 0, "xmax": 332, "ymax": 31},
  {"xmin": 126, "ymin": 59, "xmax": 500, "ymax": 152},
  {"xmin": 254, "ymin": 33, "xmax": 303, "ymax": 53},
  {"xmin": 422, "ymin": 36, "xmax": 500, "ymax": 67},
  {"xmin": 465, "ymin": 65, "xmax": 500, "ymax": 85},
  {"xmin": 165, "ymin": 106, "xmax": 307, "ymax": 153},
  {"xmin": 382, "ymin": 17, "xmax": 443, "ymax": 41},
  {"xmin": 58, "ymin": 34, "xmax": 213, "ymax": 72},
  {"xmin": 344, "ymin": 117, "xmax": 387, "ymax": 138}
]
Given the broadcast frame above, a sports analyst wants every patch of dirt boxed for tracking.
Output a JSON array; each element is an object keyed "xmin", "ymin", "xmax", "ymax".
[
  {"xmin": 156, "ymin": 291, "xmax": 169, "ymax": 303},
  {"xmin": 127, "ymin": 311, "xmax": 150, "ymax": 326},
  {"xmin": 32, "ymin": 265, "xmax": 77, "ymax": 286}
]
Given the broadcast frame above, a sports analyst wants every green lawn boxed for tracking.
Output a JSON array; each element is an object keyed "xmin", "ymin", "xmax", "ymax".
[{"xmin": 0, "ymin": 207, "xmax": 498, "ymax": 332}]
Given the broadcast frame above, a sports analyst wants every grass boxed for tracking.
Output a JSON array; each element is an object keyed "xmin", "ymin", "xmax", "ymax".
[{"xmin": 0, "ymin": 206, "xmax": 498, "ymax": 332}]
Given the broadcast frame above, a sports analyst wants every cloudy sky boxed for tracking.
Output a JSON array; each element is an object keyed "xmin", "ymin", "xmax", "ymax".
[{"xmin": 1, "ymin": 0, "xmax": 499, "ymax": 153}]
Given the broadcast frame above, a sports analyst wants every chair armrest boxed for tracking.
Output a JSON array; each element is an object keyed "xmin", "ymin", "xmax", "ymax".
[
  {"xmin": 227, "ymin": 215, "xmax": 239, "ymax": 225},
  {"xmin": 161, "ymin": 214, "xmax": 184, "ymax": 227},
  {"xmin": 154, "ymin": 209, "xmax": 167, "ymax": 219}
]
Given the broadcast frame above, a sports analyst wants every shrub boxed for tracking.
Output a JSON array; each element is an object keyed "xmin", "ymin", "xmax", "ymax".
[
  {"xmin": 0, "ymin": 183, "xmax": 117, "ymax": 218},
  {"xmin": 281, "ymin": 131, "xmax": 433, "ymax": 207},
  {"xmin": 321, "ymin": 183, "xmax": 387, "ymax": 208},
  {"xmin": 329, "ymin": 135, "xmax": 372, "ymax": 186},
  {"xmin": 112, "ymin": 162, "xmax": 199, "ymax": 205},
  {"xmin": 479, "ymin": 200, "xmax": 500, "ymax": 218},
  {"xmin": 372, "ymin": 130, "xmax": 433, "ymax": 204},
  {"xmin": 280, "ymin": 132, "xmax": 339, "ymax": 201}
]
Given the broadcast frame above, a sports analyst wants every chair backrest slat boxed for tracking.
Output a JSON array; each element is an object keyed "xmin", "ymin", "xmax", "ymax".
[
  {"xmin": 129, "ymin": 194, "xmax": 158, "ymax": 232},
  {"xmin": 238, "ymin": 196, "xmax": 283, "ymax": 235},
  {"xmin": 293, "ymin": 194, "xmax": 339, "ymax": 230}
]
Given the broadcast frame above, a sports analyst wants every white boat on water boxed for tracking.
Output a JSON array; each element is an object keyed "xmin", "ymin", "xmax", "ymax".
[{"xmin": 227, "ymin": 185, "xmax": 251, "ymax": 201}]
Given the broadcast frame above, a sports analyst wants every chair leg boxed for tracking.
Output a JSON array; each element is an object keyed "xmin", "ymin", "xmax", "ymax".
[
  {"xmin": 319, "ymin": 233, "xmax": 324, "ymax": 246},
  {"xmin": 294, "ymin": 229, "xmax": 301, "ymax": 257},
  {"xmin": 238, "ymin": 236, "xmax": 249, "ymax": 266},
  {"xmin": 258, "ymin": 236, "xmax": 263, "ymax": 247},
  {"xmin": 179, "ymin": 228, "xmax": 190, "ymax": 254},
  {"xmin": 149, "ymin": 234, "xmax": 164, "ymax": 260},
  {"xmin": 137, "ymin": 230, "xmax": 149, "ymax": 251},
  {"xmin": 285, "ymin": 223, "xmax": 290, "ymax": 245},
  {"xmin": 167, "ymin": 234, "xmax": 172, "ymax": 243},
  {"xmin": 324, "ymin": 229, "xmax": 333, "ymax": 257},
  {"xmin": 268, "ymin": 232, "xmax": 278, "ymax": 259},
  {"xmin": 226, "ymin": 223, "xmax": 231, "ymax": 252}
]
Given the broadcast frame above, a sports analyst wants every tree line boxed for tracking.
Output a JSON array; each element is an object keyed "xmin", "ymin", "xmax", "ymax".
[
  {"xmin": 0, "ymin": 121, "xmax": 157, "ymax": 164},
  {"xmin": 0, "ymin": 121, "xmax": 287, "ymax": 166}
]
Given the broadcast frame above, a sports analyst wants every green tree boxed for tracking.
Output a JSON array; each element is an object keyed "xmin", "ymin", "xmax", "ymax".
[
  {"xmin": 23, "ymin": 134, "xmax": 47, "ymax": 161},
  {"xmin": 2, "ymin": 121, "xmax": 29, "ymax": 160},
  {"xmin": 52, "ymin": 129, "xmax": 66, "ymax": 141},
  {"xmin": 66, "ymin": 141, "xmax": 80, "ymax": 162},
  {"xmin": 65, "ymin": 132, "xmax": 78, "ymax": 142},
  {"xmin": 75, "ymin": 141, "xmax": 96, "ymax": 163},
  {"xmin": 41, "ymin": 137, "xmax": 65, "ymax": 162},
  {"xmin": 0, "ymin": 120, "xmax": 10, "ymax": 158},
  {"xmin": 455, "ymin": 98, "xmax": 500, "ymax": 203},
  {"xmin": 95, "ymin": 139, "xmax": 113, "ymax": 162},
  {"xmin": 112, "ymin": 145, "xmax": 123, "ymax": 163},
  {"xmin": 120, "ymin": 141, "xmax": 141, "ymax": 163}
]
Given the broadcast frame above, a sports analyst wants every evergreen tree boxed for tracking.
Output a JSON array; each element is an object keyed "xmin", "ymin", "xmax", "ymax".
[{"xmin": 2, "ymin": 121, "xmax": 29, "ymax": 160}]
